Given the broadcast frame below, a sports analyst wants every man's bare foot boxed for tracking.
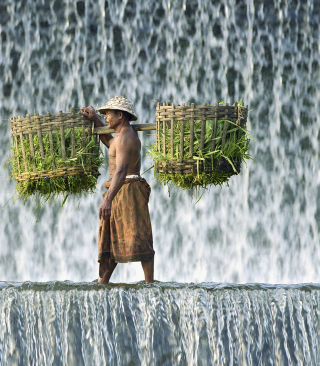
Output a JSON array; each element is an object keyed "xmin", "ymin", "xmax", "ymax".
[
  {"xmin": 141, "ymin": 258, "xmax": 154, "ymax": 283},
  {"xmin": 98, "ymin": 258, "xmax": 117, "ymax": 284},
  {"xmin": 99, "ymin": 259, "xmax": 109, "ymax": 279}
]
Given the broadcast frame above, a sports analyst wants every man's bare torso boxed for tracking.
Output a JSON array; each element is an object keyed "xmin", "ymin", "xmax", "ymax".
[
  {"xmin": 81, "ymin": 101, "xmax": 154, "ymax": 284},
  {"xmin": 108, "ymin": 126, "xmax": 141, "ymax": 179}
]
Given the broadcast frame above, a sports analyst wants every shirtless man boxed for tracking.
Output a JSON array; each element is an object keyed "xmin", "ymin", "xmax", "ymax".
[{"xmin": 81, "ymin": 96, "xmax": 154, "ymax": 284}]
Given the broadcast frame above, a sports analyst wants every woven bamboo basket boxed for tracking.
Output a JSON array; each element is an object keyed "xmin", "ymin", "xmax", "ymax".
[
  {"xmin": 10, "ymin": 108, "xmax": 100, "ymax": 182},
  {"xmin": 155, "ymin": 102, "xmax": 248, "ymax": 175}
]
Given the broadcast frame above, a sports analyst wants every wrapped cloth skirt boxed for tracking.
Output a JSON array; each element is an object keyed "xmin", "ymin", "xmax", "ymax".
[{"xmin": 98, "ymin": 177, "xmax": 155, "ymax": 263}]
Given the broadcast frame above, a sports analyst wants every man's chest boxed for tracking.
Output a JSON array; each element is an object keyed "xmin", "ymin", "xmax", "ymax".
[{"xmin": 109, "ymin": 138, "xmax": 116, "ymax": 157}]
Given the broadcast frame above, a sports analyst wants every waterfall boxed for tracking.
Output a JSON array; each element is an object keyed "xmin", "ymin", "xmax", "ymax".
[
  {"xmin": 1, "ymin": 0, "xmax": 319, "ymax": 284},
  {"xmin": 0, "ymin": 0, "xmax": 319, "ymax": 283},
  {"xmin": 1, "ymin": 282, "xmax": 319, "ymax": 365},
  {"xmin": 0, "ymin": 0, "xmax": 319, "ymax": 362}
]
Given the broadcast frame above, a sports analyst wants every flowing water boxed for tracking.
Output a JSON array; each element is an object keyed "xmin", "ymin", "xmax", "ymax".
[
  {"xmin": 1, "ymin": 281, "xmax": 320, "ymax": 366},
  {"xmin": 0, "ymin": 0, "xmax": 319, "ymax": 364}
]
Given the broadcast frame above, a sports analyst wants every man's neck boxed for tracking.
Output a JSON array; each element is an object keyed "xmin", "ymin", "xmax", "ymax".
[{"xmin": 114, "ymin": 120, "xmax": 131, "ymax": 134}]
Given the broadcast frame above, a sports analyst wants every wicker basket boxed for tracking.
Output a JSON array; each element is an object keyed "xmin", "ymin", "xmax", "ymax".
[
  {"xmin": 10, "ymin": 108, "xmax": 100, "ymax": 182},
  {"xmin": 155, "ymin": 102, "xmax": 248, "ymax": 175}
]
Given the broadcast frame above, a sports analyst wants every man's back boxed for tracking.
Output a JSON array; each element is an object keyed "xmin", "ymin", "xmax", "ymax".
[{"xmin": 108, "ymin": 126, "xmax": 141, "ymax": 179}]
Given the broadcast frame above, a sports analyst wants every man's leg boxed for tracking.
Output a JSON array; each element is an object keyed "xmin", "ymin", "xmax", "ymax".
[
  {"xmin": 141, "ymin": 258, "xmax": 154, "ymax": 283},
  {"xmin": 98, "ymin": 258, "xmax": 117, "ymax": 284}
]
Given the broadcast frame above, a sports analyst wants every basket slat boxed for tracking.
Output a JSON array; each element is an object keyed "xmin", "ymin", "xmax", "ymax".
[
  {"xmin": 28, "ymin": 132, "xmax": 36, "ymax": 172},
  {"xmin": 211, "ymin": 102, "xmax": 218, "ymax": 152},
  {"xmin": 155, "ymin": 102, "xmax": 248, "ymax": 176},
  {"xmin": 221, "ymin": 117, "xmax": 228, "ymax": 150},
  {"xmin": 162, "ymin": 103, "xmax": 166, "ymax": 156},
  {"xmin": 34, "ymin": 114, "xmax": 45, "ymax": 162},
  {"xmin": 238, "ymin": 104, "xmax": 248, "ymax": 139},
  {"xmin": 200, "ymin": 103, "xmax": 207, "ymax": 151},
  {"xmin": 230, "ymin": 102, "xmax": 238, "ymax": 142},
  {"xmin": 156, "ymin": 103, "xmax": 160, "ymax": 152},
  {"xmin": 95, "ymin": 134, "xmax": 100, "ymax": 156},
  {"xmin": 200, "ymin": 120, "xmax": 206, "ymax": 151},
  {"xmin": 179, "ymin": 103, "xmax": 186, "ymax": 161},
  {"xmin": 10, "ymin": 109, "xmax": 100, "ymax": 183},
  {"xmin": 14, "ymin": 135, "xmax": 21, "ymax": 174},
  {"xmin": 156, "ymin": 158, "xmax": 241, "ymax": 175},
  {"xmin": 82, "ymin": 124, "xmax": 86, "ymax": 149},
  {"xmin": 15, "ymin": 164, "xmax": 99, "ymax": 181},
  {"xmin": 60, "ymin": 125, "xmax": 66, "ymax": 161},
  {"xmin": 189, "ymin": 103, "xmax": 195, "ymax": 158},
  {"xmin": 37, "ymin": 130, "xmax": 45, "ymax": 161},
  {"xmin": 71, "ymin": 128, "xmax": 75, "ymax": 159},
  {"xmin": 221, "ymin": 104, "xmax": 229, "ymax": 150},
  {"xmin": 19, "ymin": 134, "xmax": 28, "ymax": 173},
  {"xmin": 69, "ymin": 108, "xmax": 76, "ymax": 160},
  {"xmin": 48, "ymin": 129, "xmax": 56, "ymax": 170},
  {"xmin": 180, "ymin": 120, "xmax": 185, "ymax": 161},
  {"xmin": 170, "ymin": 104, "xmax": 174, "ymax": 158}
]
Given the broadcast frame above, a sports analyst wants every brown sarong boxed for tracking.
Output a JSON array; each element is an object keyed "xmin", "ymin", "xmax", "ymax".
[{"xmin": 98, "ymin": 177, "xmax": 154, "ymax": 263}]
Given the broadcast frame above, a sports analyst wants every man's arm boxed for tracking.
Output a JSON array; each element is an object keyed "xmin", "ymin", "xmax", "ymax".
[
  {"xmin": 99, "ymin": 136, "xmax": 132, "ymax": 219},
  {"xmin": 81, "ymin": 106, "xmax": 113, "ymax": 148}
]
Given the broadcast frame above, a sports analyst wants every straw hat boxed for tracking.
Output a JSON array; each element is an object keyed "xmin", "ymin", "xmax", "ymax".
[{"xmin": 97, "ymin": 95, "xmax": 138, "ymax": 121}]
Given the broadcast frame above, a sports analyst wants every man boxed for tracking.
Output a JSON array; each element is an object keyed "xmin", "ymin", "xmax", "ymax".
[{"xmin": 81, "ymin": 96, "xmax": 154, "ymax": 284}]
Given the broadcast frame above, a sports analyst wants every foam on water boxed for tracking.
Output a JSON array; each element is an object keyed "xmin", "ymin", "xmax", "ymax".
[
  {"xmin": 0, "ymin": 0, "xmax": 319, "ymax": 284},
  {"xmin": 1, "ymin": 281, "xmax": 319, "ymax": 365}
]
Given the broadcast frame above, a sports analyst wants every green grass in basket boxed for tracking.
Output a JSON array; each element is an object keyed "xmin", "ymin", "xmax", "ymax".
[
  {"xmin": 148, "ymin": 103, "xmax": 253, "ymax": 191},
  {"xmin": 6, "ymin": 126, "xmax": 104, "ymax": 203}
]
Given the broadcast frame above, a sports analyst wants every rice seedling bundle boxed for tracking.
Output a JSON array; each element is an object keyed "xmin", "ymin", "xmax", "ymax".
[
  {"xmin": 8, "ymin": 108, "xmax": 103, "ymax": 202},
  {"xmin": 148, "ymin": 101, "xmax": 252, "ymax": 190}
]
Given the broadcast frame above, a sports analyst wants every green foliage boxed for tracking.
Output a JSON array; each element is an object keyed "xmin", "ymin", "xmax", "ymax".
[
  {"xmin": 7, "ymin": 126, "xmax": 103, "ymax": 203},
  {"xmin": 148, "ymin": 102, "xmax": 253, "ymax": 193}
]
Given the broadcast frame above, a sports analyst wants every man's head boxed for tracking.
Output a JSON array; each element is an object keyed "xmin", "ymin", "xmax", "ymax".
[
  {"xmin": 97, "ymin": 95, "xmax": 137, "ymax": 121},
  {"xmin": 102, "ymin": 109, "xmax": 131, "ymax": 129}
]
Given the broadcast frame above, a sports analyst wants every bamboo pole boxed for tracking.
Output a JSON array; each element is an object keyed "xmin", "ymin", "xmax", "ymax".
[{"xmin": 93, "ymin": 123, "xmax": 156, "ymax": 135}]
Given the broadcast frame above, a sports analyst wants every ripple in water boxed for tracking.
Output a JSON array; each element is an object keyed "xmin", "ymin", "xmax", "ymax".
[{"xmin": 0, "ymin": 0, "xmax": 319, "ymax": 285}]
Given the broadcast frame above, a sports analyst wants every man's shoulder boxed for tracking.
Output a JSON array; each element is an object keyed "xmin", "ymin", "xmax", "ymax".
[
  {"xmin": 114, "ymin": 127, "xmax": 140, "ymax": 147},
  {"xmin": 118, "ymin": 127, "xmax": 140, "ymax": 140}
]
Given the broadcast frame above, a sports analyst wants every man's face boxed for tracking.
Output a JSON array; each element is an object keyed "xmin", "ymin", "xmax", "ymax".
[{"xmin": 104, "ymin": 110, "xmax": 120, "ymax": 128}]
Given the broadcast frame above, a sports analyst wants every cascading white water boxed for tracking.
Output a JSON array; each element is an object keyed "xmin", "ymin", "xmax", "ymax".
[
  {"xmin": 0, "ymin": 281, "xmax": 319, "ymax": 366},
  {"xmin": 1, "ymin": 1, "xmax": 320, "ymax": 364},
  {"xmin": 0, "ymin": 0, "xmax": 319, "ymax": 285}
]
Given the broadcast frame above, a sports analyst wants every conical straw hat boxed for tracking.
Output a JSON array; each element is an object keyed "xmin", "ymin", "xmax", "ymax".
[{"xmin": 97, "ymin": 95, "xmax": 138, "ymax": 121}]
